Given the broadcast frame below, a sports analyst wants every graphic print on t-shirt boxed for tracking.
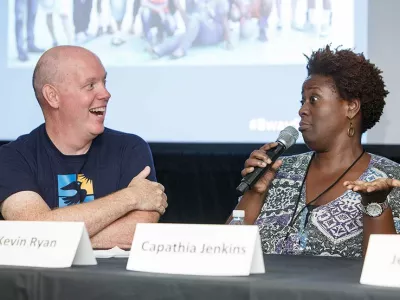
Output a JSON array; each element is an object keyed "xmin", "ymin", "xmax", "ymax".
[{"xmin": 58, "ymin": 174, "xmax": 94, "ymax": 207}]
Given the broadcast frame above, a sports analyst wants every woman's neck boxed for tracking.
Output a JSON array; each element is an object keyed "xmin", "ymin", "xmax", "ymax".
[{"xmin": 312, "ymin": 140, "xmax": 364, "ymax": 172}]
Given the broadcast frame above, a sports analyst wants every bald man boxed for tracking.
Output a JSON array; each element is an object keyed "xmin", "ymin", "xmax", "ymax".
[{"xmin": 0, "ymin": 46, "xmax": 167, "ymax": 249}]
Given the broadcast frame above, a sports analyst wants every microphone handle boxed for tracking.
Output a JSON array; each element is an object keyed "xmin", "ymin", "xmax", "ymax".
[{"xmin": 236, "ymin": 143, "xmax": 286, "ymax": 195}]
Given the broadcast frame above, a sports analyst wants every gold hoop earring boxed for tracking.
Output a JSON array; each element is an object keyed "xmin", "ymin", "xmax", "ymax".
[{"xmin": 347, "ymin": 121, "xmax": 355, "ymax": 137}]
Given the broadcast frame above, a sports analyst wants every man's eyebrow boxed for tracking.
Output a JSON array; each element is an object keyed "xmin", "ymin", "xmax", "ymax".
[
  {"xmin": 82, "ymin": 77, "xmax": 97, "ymax": 85},
  {"xmin": 81, "ymin": 74, "xmax": 107, "ymax": 86}
]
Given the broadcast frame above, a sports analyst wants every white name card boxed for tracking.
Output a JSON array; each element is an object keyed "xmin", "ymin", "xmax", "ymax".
[
  {"xmin": 0, "ymin": 221, "xmax": 97, "ymax": 268},
  {"xmin": 360, "ymin": 234, "xmax": 400, "ymax": 288},
  {"xmin": 127, "ymin": 223, "xmax": 265, "ymax": 276}
]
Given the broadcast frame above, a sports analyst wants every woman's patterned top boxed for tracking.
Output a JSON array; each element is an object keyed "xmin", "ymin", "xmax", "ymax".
[{"xmin": 253, "ymin": 152, "xmax": 400, "ymax": 257}]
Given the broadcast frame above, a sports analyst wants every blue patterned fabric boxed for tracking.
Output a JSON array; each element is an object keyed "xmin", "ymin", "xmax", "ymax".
[{"xmin": 253, "ymin": 152, "xmax": 400, "ymax": 258}]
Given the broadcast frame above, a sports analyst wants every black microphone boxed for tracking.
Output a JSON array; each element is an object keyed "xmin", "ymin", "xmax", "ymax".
[{"xmin": 236, "ymin": 126, "xmax": 299, "ymax": 195}]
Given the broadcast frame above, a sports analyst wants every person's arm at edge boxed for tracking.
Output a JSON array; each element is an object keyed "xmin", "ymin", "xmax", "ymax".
[
  {"xmin": 225, "ymin": 144, "xmax": 282, "ymax": 225},
  {"xmin": 344, "ymin": 178, "xmax": 399, "ymax": 257},
  {"xmin": 1, "ymin": 189, "xmax": 135, "ymax": 237},
  {"xmin": 362, "ymin": 207, "xmax": 396, "ymax": 257},
  {"xmin": 89, "ymin": 138, "xmax": 163, "ymax": 248},
  {"xmin": 225, "ymin": 190, "xmax": 268, "ymax": 225},
  {"xmin": 90, "ymin": 210, "xmax": 160, "ymax": 249},
  {"xmin": 1, "ymin": 167, "xmax": 165, "ymax": 238}
]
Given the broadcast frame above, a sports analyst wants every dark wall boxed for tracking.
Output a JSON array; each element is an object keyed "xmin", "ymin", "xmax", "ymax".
[{"xmin": 155, "ymin": 152, "xmax": 245, "ymax": 224}]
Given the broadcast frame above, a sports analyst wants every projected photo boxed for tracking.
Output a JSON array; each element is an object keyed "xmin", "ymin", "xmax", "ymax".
[{"xmin": 8, "ymin": 0, "xmax": 354, "ymax": 66}]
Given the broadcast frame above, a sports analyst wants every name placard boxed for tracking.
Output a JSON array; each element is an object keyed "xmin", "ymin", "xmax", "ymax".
[
  {"xmin": 127, "ymin": 223, "xmax": 265, "ymax": 276},
  {"xmin": 360, "ymin": 234, "xmax": 400, "ymax": 287},
  {"xmin": 0, "ymin": 221, "xmax": 96, "ymax": 268}
]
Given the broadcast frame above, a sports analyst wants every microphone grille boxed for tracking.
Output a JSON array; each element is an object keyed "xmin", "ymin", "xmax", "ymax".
[{"xmin": 277, "ymin": 126, "xmax": 299, "ymax": 149}]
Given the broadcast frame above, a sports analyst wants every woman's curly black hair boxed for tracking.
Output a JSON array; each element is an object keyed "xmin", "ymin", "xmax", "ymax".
[{"xmin": 305, "ymin": 45, "xmax": 389, "ymax": 132}]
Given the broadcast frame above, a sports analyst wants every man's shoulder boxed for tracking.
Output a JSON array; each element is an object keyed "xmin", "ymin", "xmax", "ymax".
[{"xmin": 0, "ymin": 125, "xmax": 44, "ymax": 156}]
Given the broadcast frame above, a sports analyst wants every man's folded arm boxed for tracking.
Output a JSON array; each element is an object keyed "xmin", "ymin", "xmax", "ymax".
[
  {"xmin": 0, "ymin": 189, "xmax": 137, "ymax": 237},
  {"xmin": 90, "ymin": 210, "xmax": 160, "ymax": 249}
]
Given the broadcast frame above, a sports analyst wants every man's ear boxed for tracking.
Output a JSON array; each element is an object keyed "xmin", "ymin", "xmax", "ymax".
[{"xmin": 42, "ymin": 84, "xmax": 60, "ymax": 109}]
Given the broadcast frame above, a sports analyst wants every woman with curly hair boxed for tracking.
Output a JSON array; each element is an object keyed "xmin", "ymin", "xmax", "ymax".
[{"xmin": 228, "ymin": 45, "xmax": 400, "ymax": 258}]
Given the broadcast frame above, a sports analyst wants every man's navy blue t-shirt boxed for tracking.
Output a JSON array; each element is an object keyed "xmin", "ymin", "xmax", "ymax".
[{"xmin": 0, "ymin": 124, "xmax": 156, "ymax": 209}]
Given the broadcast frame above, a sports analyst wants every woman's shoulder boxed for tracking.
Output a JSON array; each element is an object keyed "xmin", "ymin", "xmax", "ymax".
[
  {"xmin": 272, "ymin": 152, "xmax": 314, "ymax": 180},
  {"xmin": 369, "ymin": 153, "xmax": 400, "ymax": 178},
  {"xmin": 280, "ymin": 152, "xmax": 314, "ymax": 169}
]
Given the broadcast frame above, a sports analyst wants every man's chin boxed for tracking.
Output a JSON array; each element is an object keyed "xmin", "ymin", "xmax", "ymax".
[{"xmin": 90, "ymin": 125, "xmax": 105, "ymax": 137}]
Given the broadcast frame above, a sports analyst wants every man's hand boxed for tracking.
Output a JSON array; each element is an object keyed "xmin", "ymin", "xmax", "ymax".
[{"xmin": 125, "ymin": 166, "xmax": 168, "ymax": 215}]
